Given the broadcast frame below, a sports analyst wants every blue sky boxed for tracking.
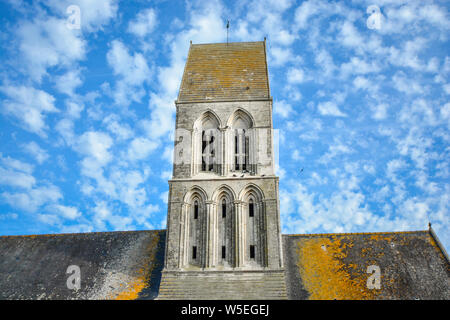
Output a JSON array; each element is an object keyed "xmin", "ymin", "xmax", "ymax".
[{"xmin": 0, "ymin": 0, "xmax": 449, "ymax": 251}]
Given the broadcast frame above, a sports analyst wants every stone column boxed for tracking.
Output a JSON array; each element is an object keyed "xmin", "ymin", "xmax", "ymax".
[
  {"xmin": 192, "ymin": 129, "xmax": 201, "ymax": 175},
  {"xmin": 178, "ymin": 202, "xmax": 191, "ymax": 269},
  {"xmin": 220, "ymin": 127, "xmax": 226, "ymax": 176},
  {"xmin": 205, "ymin": 200, "xmax": 217, "ymax": 268},
  {"xmin": 234, "ymin": 200, "xmax": 246, "ymax": 267}
]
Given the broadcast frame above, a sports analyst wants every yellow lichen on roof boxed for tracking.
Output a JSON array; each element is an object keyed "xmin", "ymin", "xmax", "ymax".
[
  {"xmin": 177, "ymin": 41, "xmax": 270, "ymax": 102},
  {"xmin": 111, "ymin": 233, "xmax": 161, "ymax": 300},
  {"xmin": 296, "ymin": 237, "xmax": 381, "ymax": 300}
]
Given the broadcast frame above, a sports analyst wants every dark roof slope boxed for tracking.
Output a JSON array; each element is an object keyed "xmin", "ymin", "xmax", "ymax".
[
  {"xmin": 0, "ymin": 230, "xmax": 165, "ymax": 300},
  {"xmin": 282, "ymin": 230, "xmax": 450, "ymax": 300},
  {"xmin": 1, "ymin": 228, "xmax": 448, "ymax": 300},
  {"xmin": 177, "ymin": 41, "xmax": 270, "ymax": 103}
]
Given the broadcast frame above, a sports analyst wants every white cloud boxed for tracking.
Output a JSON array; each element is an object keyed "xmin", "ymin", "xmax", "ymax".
[
  {"xmin": 106, "ymin": 40, "xmax": 150, "ymax": 106},
  {"xmin": 55, "ymin": 69, "xmax": 83, "ymax": 96},
  {"xmin": 76, "ymin": 131, "xmax": 113, "ymax": 166},
  {"xmin": 268, "ymin": 46, "xmax": 296, "ymax": 66},
  {"xmin": 274, "ymin": 100, "xmax": 293, "ymax": 118},
  {"xmin": 294, "ymin": 0, "xmax": 323, "ymax": 30},
  {"xmin": 340, "ymin": 57, "xmax": 380, "ymax": 78},
  {"xmin": 92, "ymin": 200, "xmax": 134, "ymax": 230},
  {"xmin": 1, "ymin": 184, "xmax": 62, "ymax": 213},
  {"xmin": 1, "ymin": 155, "xmax": 34, "ymax": 174},
  {"xmin": 0, "ymin": 167, "xmax": 36, "ymax": 189},
  {"xmin": 127, "ymin": 137, "xmax": 158, "ymax": 161},
  {"xmin": 49, "ymin": 204, "xmax": 82, "ymax": 220},
  {"xmin": 388, "ymin": 37, "xmax": 428, "ymax": 71},
  {"xmin": 392, "ymin": 71, "xmax": 425, "ymax": 95},
  {"xmin": 128, "ymin": 8, "xmax": 158, "ymax": 38},
  {"xmin": 317, "ymin": 101, "xmax": 346, "ymax": 117},
  {"xmin": 22, "ymin": 141, "xmax": 49, "ymax": 164},
  {"xmin": 45, "ymin": 0, "xmax": 118, "ymax": 32},
  {"xmin": 16, "ymin": 16, "xmax": 85, "ymax": 82},
  {"xmin": 287, "ymin": 67, "xmax": 305, "ymax": 84},
  {"xmin": 103, "ymin": 114, "xmax": 134, "ymax": 141},
  {"xmin": 0, "ymin": 85, "xmax": 58, "ymax": 137},
  {"xmin": 339, "ymin": 21, "xmax": 365, "ymax": 51},
  {"xmin": 372, "ymin": 103, "xmax": 389, "ymax": 120}
]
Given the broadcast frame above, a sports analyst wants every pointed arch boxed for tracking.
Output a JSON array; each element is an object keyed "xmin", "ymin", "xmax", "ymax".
[
  {"xmin": 211, "ymin": 184, "xmax": 236, "ymax": 203},
  {"xmin": 193, "ymin": 110, "xmax": 222, "ymax": 175},
  {"xmin": 211, "ymin": 184, "xmax": 236, "ymax": 267},
  {"xmin": 238, "ymin": 183, "xmax": 266, "ymax": 267},
  {"xmin": 226, "ymin": 108, "xmax": 255, "ymax": 128},
  {"xmin": 227, "ymin": 108, "xmax": 255, "ymax": 173},
  {"xmin": 183, "ymin": 185, "xmax": 208, "ymax": 204},
  {"xmin": 238, "ymin": 183, "xmax": 264, "ymax": 202},
  {"xmin": 181, "ymin": 185, "xmax": 208, "ymax": 268}
]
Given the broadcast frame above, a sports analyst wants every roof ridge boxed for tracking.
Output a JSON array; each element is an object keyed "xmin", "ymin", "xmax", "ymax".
[
  {"xmin": 0, "ymin": 229, "xmax": 165, "ymax": 238},
  {"xmin": 190, "ymin": 40, "xmax": 265, "ymax": 46},
  {"xmin": 283, "ymin": 230, "xmax": 428, "ymax": 237}
]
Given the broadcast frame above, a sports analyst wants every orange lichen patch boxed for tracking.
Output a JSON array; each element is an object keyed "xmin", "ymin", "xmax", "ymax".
[
  {"xmin": 113, "ymin": 273, "xmax": 147, "ymax": 300},
  {"xmin": 111, "ymin": 233, "xmax": 161, "ymax": 300},
  {"xmin": 296, "ymin": 237, "xmax": 380, "ymax": 300}
]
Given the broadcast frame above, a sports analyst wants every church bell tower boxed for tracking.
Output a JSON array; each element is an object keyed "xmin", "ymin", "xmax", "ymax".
[{"xmin": 158, "ymin": 40, "xmax": 287, "ymax": 299}]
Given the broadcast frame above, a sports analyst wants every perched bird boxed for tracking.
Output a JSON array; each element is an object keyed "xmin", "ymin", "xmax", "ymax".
[{"xmin": 240, "ymin": 174, "xmax": 244, "ymax": 177}]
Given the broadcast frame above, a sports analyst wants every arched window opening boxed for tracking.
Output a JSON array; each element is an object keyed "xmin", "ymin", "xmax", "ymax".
[
  {"xmin": 234, "ymin": 129, "xmax": 248, "ymax": 171},
  {"xmin": 194, "ymin": 201, "xmax": 199, "ymax": 219},
  {"xmin": 222, "ymin": 199, "xmax": 226, "ymax": 218},
  {"xmin": 230, "ymin": 111, "xmax": 252, "ymax": 173},
  {"xmin": 192, "ymin": 246, "xmax": 197, "ymax": 260},
  {"xmin": 249, "ymin": 199, "xmax": 254, "ymax": 217},
  {"xmin": 201, "ymin": 130, "xmax": 215, "ymax": 172},
  {"xmin": 250, "ymin": 245, "xmax": 255, "ymax": 259}
]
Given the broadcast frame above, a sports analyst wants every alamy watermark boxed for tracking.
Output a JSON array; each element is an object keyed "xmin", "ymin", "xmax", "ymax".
[
  {"xmin": 173, "ymin": 128, "xmax": 280, "ymax": 172},
  {"xmin": 366, "ymin": 265, "xmax": 381, "ymax": 289},
  {"xmin": 66, "ymin": 5, "xmax": 81, "ymax": 30},
  {"xmin": 66, "ymin": 265, "xmax": 81, "ymax": 290},
  {"xmin": 366, "ymin": 5, "xmax": 382, "ymax": 30}
]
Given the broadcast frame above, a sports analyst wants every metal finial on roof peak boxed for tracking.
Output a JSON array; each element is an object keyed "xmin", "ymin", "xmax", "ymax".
[{"xmin": 226, "ymin": 20, "xmax": 230, "ymax": 46}]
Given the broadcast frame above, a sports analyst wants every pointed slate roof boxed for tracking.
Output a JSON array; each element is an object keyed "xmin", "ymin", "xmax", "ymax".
[{"xmin": 177, "ymin": 41, "xmax": 271, "ymax": 103}]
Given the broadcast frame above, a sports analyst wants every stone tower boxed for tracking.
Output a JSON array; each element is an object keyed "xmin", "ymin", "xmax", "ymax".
[{"xmin": 158, "ymin": 41, "xmax": 287, "ymax": 299}]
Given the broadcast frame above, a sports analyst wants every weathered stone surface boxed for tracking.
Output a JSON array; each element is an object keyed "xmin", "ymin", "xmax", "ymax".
[
  {"xmin": 283, "ymin": 230, "xmax": 450, "ymax": 300},
  {"xmin": 157, "ymin": 270, "xmax": 287, "ymax": 300},
  {"xmin": 0, "ymin": 230, "xmax": 165, "ymax": 300},
  {"xmin": 166, "ymin": 41, "xmax": 282, "ymax": 272}
]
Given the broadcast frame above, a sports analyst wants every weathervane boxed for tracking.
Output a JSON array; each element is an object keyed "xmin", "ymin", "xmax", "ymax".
[{"xmin": 226, "ymin": 20, "xmax": 229, "ymax": 45}]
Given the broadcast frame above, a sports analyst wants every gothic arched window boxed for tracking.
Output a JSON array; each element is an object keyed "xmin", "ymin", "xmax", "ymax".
[
  {"xmin": 194, "ymin": 200, "xmax": 199, "ymax": 219},
  {"xmin": 193, "ymin": 111, "xmax": 221, "ymax": 175},
  {"xmin": 230, "ymin": 110, "xmax": 253, "ymax": 173},
  {"xmin": 222, "ymin": 199, "xmax": 227, "ymax": 218},
  {"xmin": 249, "ymin": 199, "xmax": 254, "ymax": 217},
  {"xmin": 202, "ymin": 130, "xmax": 215, "ymax": 172},
  {"xmin": 234, "ymin": 128, "xmax": 249, "ymax": 171}
]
